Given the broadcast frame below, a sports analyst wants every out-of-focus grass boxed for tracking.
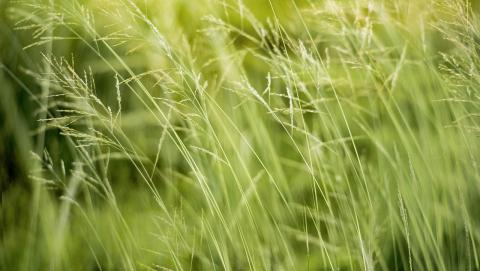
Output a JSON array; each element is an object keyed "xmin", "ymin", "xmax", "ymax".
[{"xmin": 1, "ymin": 0, "xmax": 480, "ymax": 270}]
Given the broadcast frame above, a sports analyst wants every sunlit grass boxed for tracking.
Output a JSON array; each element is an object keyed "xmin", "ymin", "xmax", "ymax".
[{"xmin": 1, "ymin": 0, "xmax": 480, "ymax": 270}]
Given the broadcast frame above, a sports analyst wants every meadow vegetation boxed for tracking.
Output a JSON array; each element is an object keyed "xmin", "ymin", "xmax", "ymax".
[{"xmin": 1, "ymin": 0, "xmax": 480, "ymax": 270}]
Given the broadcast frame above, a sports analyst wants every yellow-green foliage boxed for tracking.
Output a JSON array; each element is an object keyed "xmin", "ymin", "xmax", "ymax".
[{"xmin": 1, "ymin": 0, "xmax": 480, "ymax": 270}]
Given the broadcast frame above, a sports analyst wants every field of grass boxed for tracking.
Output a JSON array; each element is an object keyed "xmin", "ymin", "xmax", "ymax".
[{"xmin": 2, "ymin": 0, "xmax": 480, "ymax": 270}]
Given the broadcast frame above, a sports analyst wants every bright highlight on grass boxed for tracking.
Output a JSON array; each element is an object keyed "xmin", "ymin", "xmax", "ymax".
[{"xmin": 1, "ymin": 0, "xmax": 480, "ymax": 270}]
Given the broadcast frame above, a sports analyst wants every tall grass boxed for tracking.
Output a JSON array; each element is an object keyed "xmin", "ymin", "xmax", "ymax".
[{"xmin": 1, "ymin": 0, "xmax": 480, "ymax": 270}]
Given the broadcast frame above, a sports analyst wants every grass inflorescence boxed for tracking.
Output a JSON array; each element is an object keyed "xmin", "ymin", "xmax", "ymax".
[{"xmin": 1, "ymin": 0, "xmax": 480, "ymax": 270}]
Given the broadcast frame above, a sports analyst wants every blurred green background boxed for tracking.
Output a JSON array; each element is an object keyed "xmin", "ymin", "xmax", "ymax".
[{"xmin": 2, "ymin": 0, "xmax": 480, "ymax": 270}]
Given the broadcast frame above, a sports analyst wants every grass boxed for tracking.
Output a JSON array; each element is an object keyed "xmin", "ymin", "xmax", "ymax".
[{"xmin": 1, "ymin": 0, "xmax": 480, "ymax": 270}]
